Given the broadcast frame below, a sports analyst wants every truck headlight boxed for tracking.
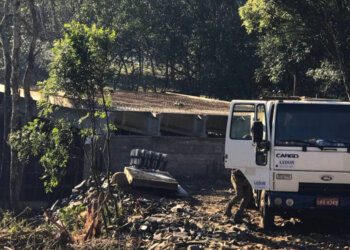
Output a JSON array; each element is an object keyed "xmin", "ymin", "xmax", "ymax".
[
  {"xmin": 274, "ymin": 197, "xmax": 282, "ymax": 206},
  {"xmin": 286, "ymin": 198, "xmax": 294, "ymax": 207}
]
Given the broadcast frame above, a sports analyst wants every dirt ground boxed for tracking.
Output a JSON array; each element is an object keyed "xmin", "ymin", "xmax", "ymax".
[
  {"xmin": 117, "ymin": 178, "xmax": 350, "ymax": 249},
  {"xmin": 110, "ymin": 90, "xmax": 230, "ymax": 115},
  {"xmin": 77, "ymin": 179, "xmax": 350, "ymax": 249},
  {"xmin": 3, "ymin": 176, "xmax": 349, "ymax": 249},
  {"xmin": 187, "ymin": 182, "xmax": 350, "ymax": 249}
]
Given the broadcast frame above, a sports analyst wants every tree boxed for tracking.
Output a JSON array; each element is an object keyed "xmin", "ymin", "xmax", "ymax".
[
  {"xmin": 43, "ymin": 20, "xmax": 116, "ymax": 176},
  {"xmin": 0, "ymin": 0, "xmax": 12, "ymax": 204},
  {"xmin": 1, "ymin": 0, "xmax": 42, "ymax": 210},
  {"xmin": 74, "ymin": 0, "xmax": 258, "ymax": 99},
  {"xmin": 23, "ymin": 0, "xmax": 39, "ymax": 122},
  {"xmin": 39, "ymin": 21, "xmax": 117, "ymax": 231},
  {"xmin": 239, "ymin": 0, "xmax": 350, "ymax": 99},
  {"xmin": 9, "ymin": 118, "xmax": 73, "ymax": 193},
  {"xmin": 9, "ymin": 0, "xmax": 22, "ymax": 212}
]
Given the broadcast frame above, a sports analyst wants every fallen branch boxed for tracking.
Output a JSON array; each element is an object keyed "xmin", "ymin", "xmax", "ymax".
[{"xmin": 43, "ymin": 209, "xmax": 74, "ymax": 244}]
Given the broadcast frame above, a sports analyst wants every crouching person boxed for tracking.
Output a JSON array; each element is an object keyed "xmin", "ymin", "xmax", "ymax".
[{"xmin": 224, "ymin": 169, "xmax": 252, "ymax": 223}]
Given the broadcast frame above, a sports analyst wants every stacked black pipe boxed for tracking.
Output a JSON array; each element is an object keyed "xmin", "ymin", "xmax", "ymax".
[{"xmin": 130, "ymin": 149, "xmax": 168, "ymax": 171}]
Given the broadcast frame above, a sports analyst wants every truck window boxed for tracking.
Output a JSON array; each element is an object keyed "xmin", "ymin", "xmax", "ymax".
[
  {"xmin": 257, "ymin": 104, "xmax": 267, "ymax": 141},
  {"xmin": 230, "ymin": 104, "xmax": 254, "ymax": 140},
  {"xmin": 275, "ymin": 104, "xmax": 350, "ymax": 147},
  {"xmin": 269, "ymin": 104, "xmax": 275, "ymax": 134}
]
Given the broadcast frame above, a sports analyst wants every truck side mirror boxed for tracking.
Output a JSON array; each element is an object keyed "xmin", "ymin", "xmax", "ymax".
[{"xmin": 252, "ymin": 121, "xmax": 263, "ymax": 143}]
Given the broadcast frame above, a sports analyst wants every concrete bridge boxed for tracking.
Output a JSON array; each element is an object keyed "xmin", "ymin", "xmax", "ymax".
[{"xmin": 0, "ymin": 84, "xmax": 230, "ymax": 207}]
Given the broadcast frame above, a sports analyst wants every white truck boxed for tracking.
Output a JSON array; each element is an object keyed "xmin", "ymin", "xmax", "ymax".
[{"xmin": 224, "ymin": 98, "xmax": 350, "ymax": 229}]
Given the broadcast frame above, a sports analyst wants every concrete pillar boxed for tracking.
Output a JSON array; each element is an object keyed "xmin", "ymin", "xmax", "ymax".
[{"xmin": 112, "ymin": 111, "xmax": 161, "ymax": 136}]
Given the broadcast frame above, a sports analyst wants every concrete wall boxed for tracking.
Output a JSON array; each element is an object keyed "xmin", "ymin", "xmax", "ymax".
[{"xmin": 109, "ymin": 135, "xmax": 225, "ymax": 177}]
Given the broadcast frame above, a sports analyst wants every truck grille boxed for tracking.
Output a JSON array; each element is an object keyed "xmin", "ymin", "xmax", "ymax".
[{"xmin": 299, "ymin": 183, "xmax": 350, "ymax": 195}]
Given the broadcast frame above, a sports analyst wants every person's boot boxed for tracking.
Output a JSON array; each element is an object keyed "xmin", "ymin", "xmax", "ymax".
[
  {"xmin": 232, "ymin": 213, "xmax": 243, "ymax": 224},
  {"xmin": 224, "ymin": 205, "xmax": 232, "ymax": 217}
]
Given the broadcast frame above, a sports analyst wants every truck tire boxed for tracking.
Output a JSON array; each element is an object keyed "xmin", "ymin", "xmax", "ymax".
[{"xmin": 260, "ymin": 191, "xmax": 274, "ymax": 230}]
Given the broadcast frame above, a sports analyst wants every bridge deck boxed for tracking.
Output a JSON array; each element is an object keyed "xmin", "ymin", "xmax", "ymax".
[
  {"xmin": 110, "ymin": 90, "xmax": 229, "ymax": 115},
  {"xmin": 0, "ymin": 84, "xmax": 229, "ymax": 115}
]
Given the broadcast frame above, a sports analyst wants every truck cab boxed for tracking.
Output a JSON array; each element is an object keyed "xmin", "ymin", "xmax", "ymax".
[{"xmin": 224, "ymin": 99, "xmax": 350, "ymax": 229}]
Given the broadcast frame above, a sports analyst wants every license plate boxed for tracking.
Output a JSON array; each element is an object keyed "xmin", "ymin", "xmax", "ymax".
[{"xmin": 316, "ymin": 198, "xmax": 339, "ymax": 206}]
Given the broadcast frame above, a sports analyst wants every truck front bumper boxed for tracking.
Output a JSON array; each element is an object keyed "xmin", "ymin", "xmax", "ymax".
[{"xmin": 268, "ymin": 192, "xmax": 350, "ymax": 211}]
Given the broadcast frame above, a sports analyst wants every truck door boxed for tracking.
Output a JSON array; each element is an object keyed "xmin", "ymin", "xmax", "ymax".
[{"xmin": 225, "ymin": 101, "xmax": 270, "ymax": 190}]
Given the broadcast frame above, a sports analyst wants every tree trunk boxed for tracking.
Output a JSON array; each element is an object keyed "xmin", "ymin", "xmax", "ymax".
[
  {"xmin": 0, "ymin": 0, "xmax": 12, "ymax": 206},
  {"xmin": 150, "ymin": 53, "xmax": 157, "ymax": 92},
  {"xmin": 49, "ymin": 0, "xmax": 60, "ymax": 35},
  {"xmin": 130, "ymin": 57, "xmax": 137, "ymax": 91},
  {"xmin": 165, "ymin": 57, "xmax": 169, "ymax": 90},
  {"xmin": 293, "ymin": 73, "xmax": 297, "ymax": 96},
  {"xmin": 342, "ymin": 63, "xmax": 350, "ymax": 101},
  {"xmin": 138, "ymin": 47, "xmax": 144, "ymax": 92},
  {"xmin": 23, "ymin": 0, "xmax": 39, "ymax": 123},
  {"xmin": 10, "ymin": 0, "xmax": 23, "ymax": 213}
]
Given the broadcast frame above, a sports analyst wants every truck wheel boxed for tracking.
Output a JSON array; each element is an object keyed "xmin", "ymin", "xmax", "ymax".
[{"xmin": 260, "ymin": 191, "xmax": 274, "ymax": 230}]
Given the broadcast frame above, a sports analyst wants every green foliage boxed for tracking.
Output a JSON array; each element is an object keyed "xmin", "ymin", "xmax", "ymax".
[
  {"xmin": 239, "ymin": 0, "xmax": 310, "ymax": 95},
  {"xmin": 58, "ymin": 204, "xmax": 85, "ymax": 232},
  {"xmin": 239, "ymin": 0, "xmax": 272, "ymax": 34},
  {"xmin": 73, "ymin": 0, "xmax": 258, "ymax": 99},
  {"xmin": 239, "ymin": 0, "xmax": 350, "ymax": 98},
  {"xmin": 0, "ymin": 208, "xmax": 60, "ymax": 248},
  {"xmin": 0, "ymin": 208, "xmax": 32, "ymax": 235},
  {"xmin": 40, "ymin": 20, "xmax": 117, "ymax": 132},
  {"xmin": 306, "ymin": 60, "xmax": 345, "ymax": 98},
  {"xmin": 307, "ymin": 61, "xmax": 343, "ymax": 85},
  {"xmin": 9, "ymin": 119, "xmax": 73, "ymax": 193},
  {"xmin": 43, "ymin": 21, "xmax": 116, "ymax": 110}
]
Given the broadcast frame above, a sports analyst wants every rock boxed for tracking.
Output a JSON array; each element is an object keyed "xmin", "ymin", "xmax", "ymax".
[
  {"xmin": 154, "ymin": 242, "xmax": 168, "ymax": 250},
  {"xmin": 209, "ymin": 242, "xmax": 219, "ymax": 248},
  {"xmin": 111, "ymin": 172, "xmax": 129, "ymax": 187},
  {"xmin": 149, "ymin": 243, "xmax": 159, "ymax": 250},
  {"xmin": 140, "ymin": 224, "xmax": 148, "ymax": 231},
  {"xmin": 122, "ymin": 197, "xmax": 132, "ymax": 206},
  {"xmin": 187, "ymin": 245, "xmax": 202, "ymax": 250},
  {"xmin": 147, "ymin": 216, "xmax": 163, "ymax": 224},
  {"xmin": 170, "ymin": 233, "xmax": 189, "ymax": 242},
  {"xmin": 129, "ymin": 215, "xmax": 143, "ymax": 223},
  {"xmin": 169, "ymin": 226, "xmax": 180, "ymax": 232},
  {"xmin": 68, "ymin": 200, "xmax": 83, "ymax": 207},
  {"xmin": 101, "ymin": 181, "xmax": 108, "ymax": 189},
  {"xmin": 138, "ymin": 198, "xmax": 151, "ymax": 205},
  {"xmin": 171, "ymin": 204, "xmax": 184, "ymax": 213},
  {"xmin": 76, "ymin": 194, "xmax": 83, "ymax": 201},
  {"xmin": 153, "ymin": 232, "xmax": 162, "ymax": 241}
]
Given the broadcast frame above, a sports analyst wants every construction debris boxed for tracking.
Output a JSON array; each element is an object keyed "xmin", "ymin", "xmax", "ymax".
[
  {"xmin": 1, "ymin": 178, "xmax": 350, "ymax": 249},
  {"xmin": 124, "ymin": 167, "xmax": 179, "ymax": 191}
]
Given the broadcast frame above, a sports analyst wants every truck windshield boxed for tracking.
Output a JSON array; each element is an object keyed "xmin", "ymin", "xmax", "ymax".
[{"xmin": 275, "ymin": 104, "xmax": 350, "ymax": 147}]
